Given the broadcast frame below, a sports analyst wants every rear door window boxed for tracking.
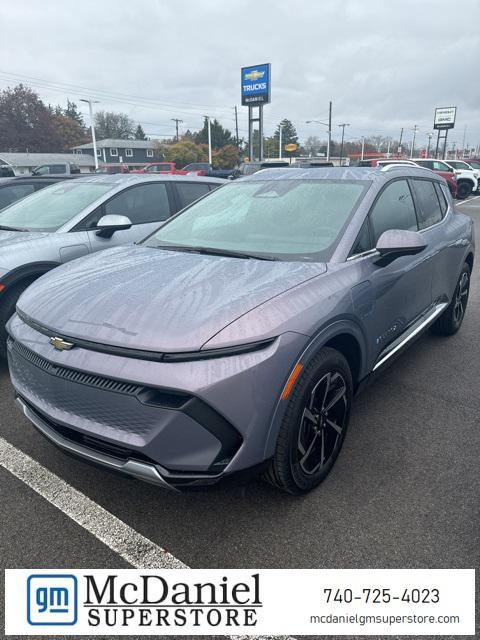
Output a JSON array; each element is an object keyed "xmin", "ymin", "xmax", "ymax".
[{"xmin": 411, "ymin": 179, "xmax": 443, "ymax": 229}]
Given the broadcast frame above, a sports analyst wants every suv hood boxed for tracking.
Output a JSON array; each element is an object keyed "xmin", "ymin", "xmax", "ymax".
[
  {"xmin": 18, "ymin": 245, "xmax": 326, "ymax": 352},
  {"xmin": 0, "ymin": 229, "xmax": 49, "ymax": 249}
]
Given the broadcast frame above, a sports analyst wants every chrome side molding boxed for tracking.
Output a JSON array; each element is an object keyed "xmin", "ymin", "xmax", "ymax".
[{"xmin": 373, "ymin": 302, "xmax": 448, "ymax": 371}]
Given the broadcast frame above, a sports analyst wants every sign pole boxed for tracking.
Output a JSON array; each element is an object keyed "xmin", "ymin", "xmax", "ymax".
[
  {"xmin": 435, "ymin": 130, "xmax": 440, "ymax": 159},
  {"xmin": 442, "ymin": 129, "xmax": 449, "ymax": 160},
  {"xmin": 259, "ymin": 105, "xmax": 264, "ymax": 161},
  {"xmin": 248, "ymin": 106, "xmax": 254, "ymax": 162}
]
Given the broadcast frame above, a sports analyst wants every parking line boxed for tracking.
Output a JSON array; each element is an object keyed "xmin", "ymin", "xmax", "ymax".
[
  {"xmin": 457, "ymin": 195, "xmax": 480, "ymax": 205},
  {"xmin": 0, "ymin": 436, "xmax": 293, "ymax": 640}
]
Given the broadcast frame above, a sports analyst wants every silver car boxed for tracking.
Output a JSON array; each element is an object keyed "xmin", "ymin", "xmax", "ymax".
[
  {"xmin": 0, "ymin": 174, "xmax": 225, "ymax": 356},
  {"xmin": 7, "ymin": 167, "xmax": 474, "ymax": 494}
]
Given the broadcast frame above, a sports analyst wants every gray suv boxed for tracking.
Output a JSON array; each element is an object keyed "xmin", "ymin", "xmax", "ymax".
[
  {"xmin": 0, "ymin": 174, "xmax": 225, "ymax": 356},
  {"xmin": 7, "ymin": 167, "xmax": 474, "ymax": 494}
]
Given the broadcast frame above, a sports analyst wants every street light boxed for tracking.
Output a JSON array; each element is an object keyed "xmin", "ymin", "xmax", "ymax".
[
  {"xmin": 80, "ymin": 98, "xmax": 99, "ymax": 170},
  {"xmin": 426, "ymin": 132, "xmax": 433, "ymax": 158},
  {"xmin": 410, "ymin": 125, "xmax": 419, "ymax": 159},
  {"xmin": 203, "ymin": 116, "xmax": 212, "ymax": 166},
  {"xmin": 306, "ymin": 104, "xmax": 332, "ymax": 161},
  {"xmin": 338, "ymin": 123, "xmax": 350, "ymax": 166}
]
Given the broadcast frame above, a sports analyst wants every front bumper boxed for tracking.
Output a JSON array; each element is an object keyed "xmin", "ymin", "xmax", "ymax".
[{"xmin": 7, "ymin": 314, "xmax": 307, "ymax": 488}]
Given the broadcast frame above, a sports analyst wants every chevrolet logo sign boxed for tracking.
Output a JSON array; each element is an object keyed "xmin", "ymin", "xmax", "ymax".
[
  {"xmin": 245, "ymin": 69, "xmax": 265, "ymax": 81},
  {"xmin": 49, "ymin": 336, "xmax": 74, "ymax": 351}
]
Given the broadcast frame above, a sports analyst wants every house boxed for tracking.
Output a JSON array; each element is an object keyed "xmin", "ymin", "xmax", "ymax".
[
  {"xmin": 71, "ymin": 139, "xmax": 163, "ymax": 167},
  {"xmin": 0, "ymin": 152, "xmax": 98, "ymax": 175}
]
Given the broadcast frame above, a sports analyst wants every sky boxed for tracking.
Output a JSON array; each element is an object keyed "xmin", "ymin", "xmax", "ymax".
[{"xmin": 1, "ymin": 0, "xmax": 479, "ymax": 150}]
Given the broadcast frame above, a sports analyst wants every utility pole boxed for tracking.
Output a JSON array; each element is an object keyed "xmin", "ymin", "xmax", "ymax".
[
  {"xmin": 338, "ymin": 123, "xmax": 350, "ymax": 166},
  {"xmin": 234, "ymin": 106, "xmax": 239, "ymax": 151},
  {"xmin": 80, "ymin": 98, "xmax": 99, "ymax": 170},
  {"xmin": 279, "ymin": 124, "xmax": 283, "ymax": 159},
  {"xmin": 426, "ymin": 132, "xmax": 433, "ymax": 157},
  {"xmin": 410, "ymin": 125, "xmax": 419, "ymax": 158},
  {"xmin": 327, "ymin": 101, "xmax": 332, "ymax": 162},
  {"xmin": 361, "ymin": 136, "xmax": 365, "ymax": 161},
  {"xmin": 171, "ymin": 118, "xmax": 183, "ymax": 142},
  {"xmin": 461, "ymin": 125, "xmax": 467, "ymax": 158},
  {"xmin": 386, "ymin": 139, "xmax": 391, "ymax": 158},
  {"xmin": 398, "ymin": 127, "xmax": 404, "ymax": 156}
]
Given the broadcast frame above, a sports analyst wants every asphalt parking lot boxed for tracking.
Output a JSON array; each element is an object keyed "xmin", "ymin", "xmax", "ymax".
[{"xmin": 1, "ymin": 196, "xmax": 479, "ymax": 640}]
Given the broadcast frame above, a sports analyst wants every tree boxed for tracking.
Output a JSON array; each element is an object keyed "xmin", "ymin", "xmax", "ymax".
[
  {"xmin": 52, "ymin": 114, "xmax": 88, "ymax": 151},
  {"xmin": 0, "ymin": 84, "xmax": 63, "ymax": 152},
  {"xmin": 163, "ymin": 140, "xmax": 207, "ymax": 167},
  {"xmin": 195, "ymin": 118, "xmax": 234, "ymax": 149},
  {"xmin": 64, "ymin": 100, "xmax": 84, "ymax": 126},
  {"xmin": 212, "ymin": 144, "xmax": 239, "ymax": 169},
  {"xmin": 135, "ymin": 124, "xmax": 147, "ymax": 140},
  {"xmin": 273, "ymin": 119, "xmax": 298, "ymax": 148},
  {"xmin": 94, "ymin": 110, "xmax": 135, "ymax": 140}
]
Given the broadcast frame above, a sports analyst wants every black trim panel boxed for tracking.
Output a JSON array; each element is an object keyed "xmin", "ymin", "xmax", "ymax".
[{"xmin": 16, "ymin": 308, "xmax": 275, "ymax": 362}]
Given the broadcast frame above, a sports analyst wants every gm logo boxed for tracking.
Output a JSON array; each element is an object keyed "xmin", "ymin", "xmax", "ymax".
[{"xmin": 27, "ymin": 574, "xmax": 78, "ymax": 625}]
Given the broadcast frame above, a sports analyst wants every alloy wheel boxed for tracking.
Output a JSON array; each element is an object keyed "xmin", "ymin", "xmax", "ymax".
[
  {"xmin": 453, "ymin": 271, "xmax": 469, "ymax": 324},
  {"xmin": 296, "ymin": 371, "xmax": 348, "ymax": 475}
]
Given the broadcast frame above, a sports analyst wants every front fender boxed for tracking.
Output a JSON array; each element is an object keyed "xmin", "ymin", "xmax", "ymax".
[
  {"xmin": 0, "ymin": 261, "xmax": 60, "ymax": 292},
  {"xmin": 262, "ymin": 318, "xmax": 368, "ymax": 460}
]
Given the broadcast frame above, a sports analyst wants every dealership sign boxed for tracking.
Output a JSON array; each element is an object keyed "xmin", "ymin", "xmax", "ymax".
[
  {"xmin": 241, "ymin": 63, "xmax": 271, "ymax": 106},
  {"xmin": 434, "ymin": 107, "xmax": 456, "ymax": 130}
]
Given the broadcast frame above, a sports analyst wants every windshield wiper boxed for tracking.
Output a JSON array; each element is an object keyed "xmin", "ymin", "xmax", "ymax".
[
  {"xmin": 153, "ymin": 244, "xmax": 278, "ymax": 261},
  {"xmin": 0, "ymin": 225, "xmax": 29, "ymax": 231}
]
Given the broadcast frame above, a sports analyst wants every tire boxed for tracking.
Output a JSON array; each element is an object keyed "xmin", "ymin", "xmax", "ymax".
[
  {"xmin": 0, "ymin": 280, "xmax": 33, "ymax": 359},
  {"xmin": 265, "ymin": 347, "xmax": 353, "ymax": 495},
  {"xmin": 430, "ymin": 263, "xmax": 471, "ymax": 336},
  {"xmin": 456, "ymin": 181, "xmax": 472, "ymax": 199}
]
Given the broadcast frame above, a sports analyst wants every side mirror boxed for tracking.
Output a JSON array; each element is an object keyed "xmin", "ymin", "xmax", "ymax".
[
  {"xmin": 375, "ymin": 229, "xmax": 427, "ymax": 264},
  {"xmin": 95, "ymin": 214, "xmax": 132, "ymax": 237}
]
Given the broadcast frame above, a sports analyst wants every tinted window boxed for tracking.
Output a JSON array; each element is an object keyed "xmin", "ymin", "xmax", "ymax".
[
  {"xmin": 143, "ymin": 179, "xmax": 370, "ymax": 261},
  {"xmin": 416, "ymin": 160, "xmax": 433, "ymax": 169},
  {"xmin": 432, "ymin": 161, "xmax": 450, "ymax": 171},
  {"xmin": 369, "ymin": 179, "xmax": 418, "ymax": 243},
  {"xmin": 351, "ymin": 218, "xmax": 372, "ymax": 255},
  {"xmin": 104, "ymin": 183, "xmax": 171, "ymax": 223},
  {"xmin": 434, "ymin": 182, "xmax": 448, "ymax": 216},
  {"xmin": 411, "ymin": 180, "xmax": 442, "ymax": 229},
  {"xmin": 176, "ymin": 182, "xmax": 211, "ymax": 208},
  {"xmin": 0, "ymin": 184, "xmax": 35, "ymax": 210}
]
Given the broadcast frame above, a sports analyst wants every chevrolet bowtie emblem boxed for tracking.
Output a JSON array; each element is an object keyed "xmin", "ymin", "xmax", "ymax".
[{"xmin": 49, "ymin": 336, "xmax": 74, "ymax": 351}]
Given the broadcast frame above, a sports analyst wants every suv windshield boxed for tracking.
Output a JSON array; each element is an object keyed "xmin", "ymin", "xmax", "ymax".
[
  {"xmin": 448, "ymin": 161, "xmax": 471, "ymax": 170},
  {"xmin": 143, "ymin": 179, "xmax": 369, "ymax": 261},
  {"xmin": 0, "ymin": 181, "xmax": 114, "ymax": 231}
]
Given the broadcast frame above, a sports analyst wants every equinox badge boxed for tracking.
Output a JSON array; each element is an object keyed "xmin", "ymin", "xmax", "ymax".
[{"xmin": 49, "ymin": 336, "xmax": 74, "ymax": 351}]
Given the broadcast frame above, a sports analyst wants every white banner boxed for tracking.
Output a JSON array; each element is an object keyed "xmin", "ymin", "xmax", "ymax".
[{"xmin": 4, "ymin": 569, "xmax": 475, "ymax": 636}]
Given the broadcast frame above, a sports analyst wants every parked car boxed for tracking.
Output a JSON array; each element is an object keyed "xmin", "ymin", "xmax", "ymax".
[
  {"xmin": 31, "ymin": 162, "xmax": 82, "ymax": 177},
  {"xmin": 7, "ymin": 166, "xmax": 474, "ymax": 494},
  {"xmin": 0, "ymin": 176, "xmax": 80, "ymax": 211},
  {"xmin": 413, "ymin": 158, "xmax": 475, "ymax": 199},
  {"xmin": 181, "ymin": 163, "xmax": 234, "ymax": 179},
  {"xmin": 446, "ymin": 160, "xmax": 480, "ymax": 190},
  {"xmin": 0, "ymin": 165, "xmax": 16, "ymax": 178},
  {"xmin": 465, "ymin": 158, "xmax": 480, "ymax": 172},
  {"xmin": 358, "ymin": 159, "xmax": 418, "ymax": 168},
  {"xmin": 232, "ymin": 160, "xmax": 291, "ymax": 178},
  {"xmin": 95, "ymin": 163, "xmax": 130, "ymax": 175},
  {"xmin": 0, "ymin": 174, "xmax": 225, "ymax": 356},
  {"xmin": 130, "ymin": 162, "xmax": 182, "ymax": 175}
]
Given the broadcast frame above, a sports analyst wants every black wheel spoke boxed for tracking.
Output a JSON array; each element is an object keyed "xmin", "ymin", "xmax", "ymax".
[{"xmin": 296, "ymin": 370, "xmax": 348, "ymax": 476}]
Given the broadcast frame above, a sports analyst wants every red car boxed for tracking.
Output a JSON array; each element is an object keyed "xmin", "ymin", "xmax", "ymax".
[
  {"xmin": 95, "ymin": 163, "xmax": 130, "ymax": 175},
  {"xmin": 130, "ymin": 162, "xmax": 189, "ymax": 175}
]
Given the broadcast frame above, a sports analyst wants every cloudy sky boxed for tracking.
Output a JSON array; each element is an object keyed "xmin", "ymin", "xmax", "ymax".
[{"xmin": 1, "ymin": 0, "xmax": 479, "ymax": 149}]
